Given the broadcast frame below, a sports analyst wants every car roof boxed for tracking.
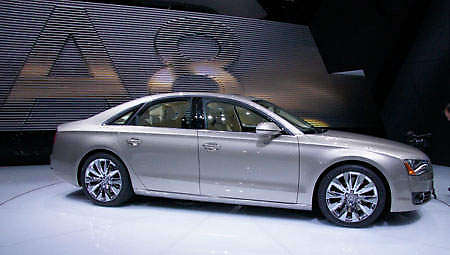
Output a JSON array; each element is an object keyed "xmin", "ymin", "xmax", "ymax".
[{"xmin": 139, "ymin": 92, "xmax": 256, "ymax": 102}]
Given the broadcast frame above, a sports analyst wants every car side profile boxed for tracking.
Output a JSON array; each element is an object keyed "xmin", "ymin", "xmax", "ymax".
[{"xmin": 51, "ymin": 92, "xmax": 434, "ymax": 227}]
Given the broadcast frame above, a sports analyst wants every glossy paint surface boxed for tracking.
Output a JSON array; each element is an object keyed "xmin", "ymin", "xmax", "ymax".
[
  {"xmin": 51, "ymin": 92, "xmax": 433, "ymax": 212},
  {"xmin": 198, "ymin": 130, "xmax": 299, "ymax": 203},
  {"xmin": 1, "ymin": 165, "xmax": 449, "ymax": 255},
  {"xmin": 117, "ymin": 125, "xmax": 200, "ymax": 194}
]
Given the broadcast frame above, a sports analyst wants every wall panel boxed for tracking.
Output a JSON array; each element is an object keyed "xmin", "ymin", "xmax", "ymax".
[{"xmin": 0, "ymin": 0, "xmax": 378, "ymax": 130}]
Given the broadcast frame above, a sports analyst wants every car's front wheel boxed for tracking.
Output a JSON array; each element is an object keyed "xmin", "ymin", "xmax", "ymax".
[
  {"xmin": 80, "ymin": 153, "xmax": 133, "ymax": 206},
  {"xmin": 317, "ymin": 165, "xmax": 386, "ymax": 227}
]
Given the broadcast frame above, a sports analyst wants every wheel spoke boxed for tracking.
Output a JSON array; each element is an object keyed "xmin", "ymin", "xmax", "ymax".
[
  {"xmin": 350, "ymin": 210, "xmax": 359, "ymax": 222},
  {"xmin": 330, "ymin": 180, "xmax": 347, "ymax": 193},
  {"xmin": 356, "ymin": 183, "xmax": 376, "ymax": 195},
  {"xmin": 360, "ymin": 195, "xmax": 378, "ymax": 204},
  {"xmin": 95, "ymin": 160, "xmax": 104, "ymax": 176},
  {"xmin": 110, "ymin": 185, "xmax": 120, "ymax": 196},
  {"xmin": 85, "ymin": 176, "xmax": 101, "ymax": 185},
  {"xmin": 110, "ymin": 178, "xmax": 122, "ymax": 186},
  {"xmin": 89, "ymin": 183, "xmax": 101, "ymax": 194},
  {"xmin": 353, "ymin": 174, "xmax": 365, "ymax": 192},
  {"xmin": 108, "ymin": 170, "xmax": 120, "ymax": 178},
  {"xmin": 97, "ymin": 188, "xmax": 105, "ymax": 201},
  {"xmin": 338, "ymin": 210, "xmax": 349, "ymax": 222},
  {"xmin": 104, "ymin": 160, "xmax": 111, "ymax": 175},
  {"xmin": 87, "ymin": 166, "xmax": 102, "ymax": 178},
  {"xmin": 329, "ymin": 199, "xmax": 344, "ymax": 212},
  {"xmin": 326, "ymin": 190, "xmax": 344, "ymax": 199},
  {"xmin": 357, "ymin": 203, "xmax": 373, "ymax": 217},
  {"xmin": 343, "ymin": 172, "xmax": 352, "ymax": 191},
  {"xmin": 104, "ymin": 189, "xmax": 112, "ymax": 201}
]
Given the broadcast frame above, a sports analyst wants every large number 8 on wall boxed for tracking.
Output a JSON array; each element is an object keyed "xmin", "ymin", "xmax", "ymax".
[{"xmin": 148, "ymin": 17, "xmax": 243, "ymax": 94}]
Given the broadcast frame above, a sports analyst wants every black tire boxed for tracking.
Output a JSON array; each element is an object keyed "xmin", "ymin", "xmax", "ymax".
[
  {"xmin": 317, "ymin": 164, "xmax": 386, "ymax": 227},
  {"xmin": 80, "ymin": 152, "xmax": 133, "ymax": 206}
]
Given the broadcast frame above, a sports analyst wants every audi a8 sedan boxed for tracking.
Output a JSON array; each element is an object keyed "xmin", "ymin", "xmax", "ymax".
[{"xmin": 51, "ymin": 92, "xmax": 434, "ymax": 227}]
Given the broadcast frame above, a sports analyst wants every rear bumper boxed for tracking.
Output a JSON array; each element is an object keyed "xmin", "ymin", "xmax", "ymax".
[{"xmin": 50, "ymin": 151, "xmax": 79, "ymax": 187}]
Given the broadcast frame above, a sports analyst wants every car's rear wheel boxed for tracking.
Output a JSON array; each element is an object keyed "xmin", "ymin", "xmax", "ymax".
[
  {"xmin": 317, "ymin": 164, "xmax": 386, "ymax": 227},
  {"xmin": 80, "ymin": 153, "xmax": 133, "ymax": 206}
]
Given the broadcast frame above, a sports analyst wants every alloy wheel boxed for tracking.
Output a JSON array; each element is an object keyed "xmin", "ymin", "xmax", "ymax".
[
  {"xmin": 84, "ymin": 158, "xmax": 123, "ymax": 202},
  {"xmin": 325, "ymin": 171, "xmax": 379, "ymax": 223}
]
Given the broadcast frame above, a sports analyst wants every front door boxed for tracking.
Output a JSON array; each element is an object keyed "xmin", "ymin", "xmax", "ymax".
[
  {"xmin": 198, "ymin": 99, "xmax": 299, "ymax": 203},
  {"xmin": 117, "ymin": 97, "xmax": 200, "ymax": 194}
]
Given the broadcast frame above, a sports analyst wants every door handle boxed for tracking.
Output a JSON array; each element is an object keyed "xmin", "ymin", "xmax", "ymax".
[
  {"xmin": 202, "ymin": 142, "xmax": 221, "ymax": 151},
  {"xmin": 127, "ymin": 138, "xmax": 141, "ymax": 147}
]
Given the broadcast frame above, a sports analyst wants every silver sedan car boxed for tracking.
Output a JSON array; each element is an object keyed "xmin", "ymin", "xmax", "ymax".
[{"xmin": 51, "ymin": 92, "xmax": 434, "ymax": 227}]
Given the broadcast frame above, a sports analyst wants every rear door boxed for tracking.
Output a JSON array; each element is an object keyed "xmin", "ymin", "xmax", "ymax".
[{"xmin": 117, "ymin": 97, "xmax": 200, "ymax": 194}]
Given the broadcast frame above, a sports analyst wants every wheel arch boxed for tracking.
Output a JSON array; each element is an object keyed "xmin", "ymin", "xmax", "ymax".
[{"xmin": 311, "ymin": 160, "xmax": 392, "ymax": 214}]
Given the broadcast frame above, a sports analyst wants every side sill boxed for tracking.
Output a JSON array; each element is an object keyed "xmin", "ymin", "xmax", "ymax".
[{"xmin": 134, "ymin": 189, "xmax": 312, "ymax": 211}]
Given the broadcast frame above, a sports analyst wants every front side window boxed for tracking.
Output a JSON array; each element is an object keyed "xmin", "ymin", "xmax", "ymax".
[
  {"xmin": 205, "ymin": 101, "xmax": 269, "ymax": 132},
  {"xmin": 235, "ymin": 106, "xmax": 267, "ymax": 132},
  {"xmin": 136, "ymin": 100, "xmax": 192, "ymax": 129}
]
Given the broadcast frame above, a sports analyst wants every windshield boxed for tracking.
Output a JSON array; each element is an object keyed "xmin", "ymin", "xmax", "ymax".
[{"xmin": 253, "ymin": 99, "xmax": 318, "ymax": 134}]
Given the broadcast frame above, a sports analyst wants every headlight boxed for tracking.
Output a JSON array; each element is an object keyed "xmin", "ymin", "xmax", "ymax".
[{"xmin": 403, "ymin": 159, "xmax": 432, "ymax": 176}]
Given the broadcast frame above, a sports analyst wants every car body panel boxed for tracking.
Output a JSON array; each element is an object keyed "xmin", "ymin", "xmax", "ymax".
[
  {"xmin": 50, "ymin": 92, "xmax": 434, "ymax": 213},
  {"xmin": 198, "ymin": 130, "xmax": 299, "ymax": 203},
  {"xmin": 116, "ymin": 126, "xmax": 200, "ymax": 194}
]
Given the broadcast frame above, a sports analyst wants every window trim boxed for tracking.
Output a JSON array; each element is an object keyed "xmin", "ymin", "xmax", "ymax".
[
  {"xmin": 192, "ymin": 97, "xmax": 204, "ymax": 129},
  {"xmin": 200, "ymin": 97, "xmax": 293, "ymax": 136},
  {"xmin": 130, "ymin": 96, "xmax": 194, "ymax": 129}
]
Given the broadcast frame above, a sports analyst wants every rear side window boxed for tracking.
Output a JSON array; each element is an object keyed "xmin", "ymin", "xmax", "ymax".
[
  {"xmin": 135, "ymin": 99, "xmax": 192, "ymax": 129},
  {"xmin": 108, "ymin": 104, "xmax": 142, "ymax": 125}
]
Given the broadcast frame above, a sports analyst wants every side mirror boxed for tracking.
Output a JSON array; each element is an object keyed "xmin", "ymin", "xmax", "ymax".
[{"xmin": 256, "ymin": 122, "xmax": 281, "ymax": 136}]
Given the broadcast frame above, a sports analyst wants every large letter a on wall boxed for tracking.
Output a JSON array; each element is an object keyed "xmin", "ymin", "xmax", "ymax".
[{"xmin": 3, "ymin": 5, "xmax": 128, "ymax": 128}]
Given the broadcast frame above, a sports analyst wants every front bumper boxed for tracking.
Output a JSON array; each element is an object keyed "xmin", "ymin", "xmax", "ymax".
[
  {"xmin": 408, "ymin": 170, "xmax": 434, "ymax": 205},
  {"xmin": 412, "ymin": 191, "xmax": 433, "ymax": 205},
  {"xmin": 390, "ymin": 162, "xmax": 434, "ymax": 212}
]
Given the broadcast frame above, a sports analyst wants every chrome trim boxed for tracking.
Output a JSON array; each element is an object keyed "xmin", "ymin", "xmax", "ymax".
[{"xmin": 202, "ymin": 142, "xmax": 221, "ymax": 151}]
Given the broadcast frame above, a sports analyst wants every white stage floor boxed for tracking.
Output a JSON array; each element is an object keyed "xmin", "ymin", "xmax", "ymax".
[{"xmin": 0, "ymin": 165, "xmax": 449, "ymax": 255}]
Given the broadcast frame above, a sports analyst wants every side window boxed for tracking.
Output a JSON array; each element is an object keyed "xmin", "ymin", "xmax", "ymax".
[
  {"xmin": 109, "ymin": 104, "xmax": 142, "ymax": 125},
  {"xmin": 206, "ymin": 102, "xmax": 241, "ymax": 132},
  {"xmin": 235, "ymin": 106, "xmax": 268, "ymax": 132},
  {"xmin": 205, "ymin": 101, "xmax": 269, "ymax": 132},
  {"xmin": 136, "ymin": 100, "xmax": 192, "ymax": 129},
  {"xmin": 112, "ymin": 111, "xmax": 135, "ymax": 125}
]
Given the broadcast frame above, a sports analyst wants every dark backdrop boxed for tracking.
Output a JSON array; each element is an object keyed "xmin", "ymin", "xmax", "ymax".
[
  {"xmin": 309, "ymin": 0, "xmax": 449, "ymax": 165},
  {"xmin": 0, "ymin": 0, "xmax": 448, "ymax": 165}
]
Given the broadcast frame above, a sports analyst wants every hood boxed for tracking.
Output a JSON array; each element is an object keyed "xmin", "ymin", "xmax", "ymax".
[{"xmin": 313, "ymin": 130, "xmax": 429, "ymax": 160}]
